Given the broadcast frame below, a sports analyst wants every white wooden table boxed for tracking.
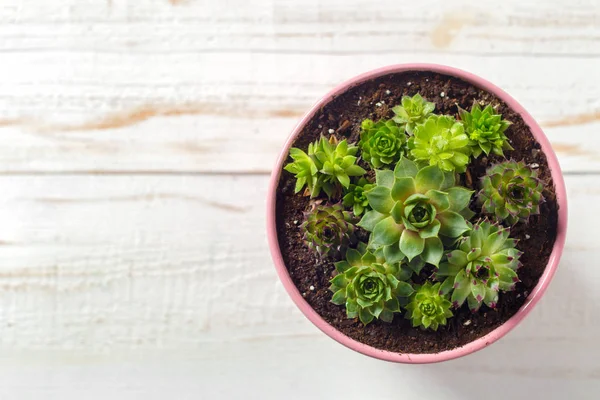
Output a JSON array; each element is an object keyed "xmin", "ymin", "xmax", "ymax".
[{"xmin": 0, "ymin": 0, "xmax": 598, "ymax": 398}]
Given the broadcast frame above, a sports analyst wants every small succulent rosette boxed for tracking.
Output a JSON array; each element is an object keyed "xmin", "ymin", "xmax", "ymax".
[
  {"xmin": 392, "ymin": 93, "xmax": 436, "ymax": 135},
  {"xmin": 359, "ymin": 119, "xmax": 406, "ymax": 169},
  {"xmin": 285, "ymin": 136, "xmax": 366, "ymax": 198},
  {"xmin": 408, "ymin": 115, "xmax": 471, "ymax": 173},
  {"xmin": 436, "ymin": 220, "xmax": 522, "ymax": 312},
  {"xmin": 478, "ymin": 160, "xmax": 544, "ymax": 226},
  {"xmin": 302, "ymin": 202, "xmax": 357, "ymax": 257},
  {"xmin": 342, "ymin": 177, "xmax": 375, "ymax": 216},
  {"xmin": 329, "ymin": 243, "xmax": 413, "ymax": 325},
  {"xmin": 405, "ymin": 282, "xmax": 453, "ymax": 331},
  {"xmin": 458, "ymin": 102, "xmax": 513, "ymax": 158}
]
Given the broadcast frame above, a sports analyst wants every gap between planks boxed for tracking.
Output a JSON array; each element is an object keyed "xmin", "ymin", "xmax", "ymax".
[{"xmin": 0, "ymin": 48, "xmax": 597, "ymax": 59}]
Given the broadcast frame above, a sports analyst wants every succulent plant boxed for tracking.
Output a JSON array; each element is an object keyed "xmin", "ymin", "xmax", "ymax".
[
  {"xmin": 392, "ymin": 93, "xmax": 436, "ymax": 135},
  {"xmin": 405, "ymin": 282, "xmax": 453, "ymax": 331},
  {"xmin": 284, "ymin": 136, "xmax": 366, "ymax": 198},
  {"xmin": 407, "ymin": 115, "xmax": 471, "ymax": 173},
  {"xmin": 358, "ymin": 157, "xmax": 474, "ymax": 267},
  {"xmin": 437, "ymin": 220, "xmax": 522, "ymax": 312},
  {"xmin": 342, "ymin": 177, "xmax": 375, "ymax": 216},
  {"xmin": 358, "ymin": 119, "xmax": 406, "ymax": 168},
  {"xmin": 283, "ymin": 147, "xmax": 320, "ymax": 196},
  {"xmin": 458, "ymin": 102, "xmax": 513, "ymax": 158},
  {"xmin": 302, "ymin": 202, "xmax": 357, "ymax": 257},
  {"xmin": 478, "ymin": 160, "xmax": 544, "ymax": 226},
  {"xmin": 330, "ymin": 242, "xmax": 414, "ymax": 325}
]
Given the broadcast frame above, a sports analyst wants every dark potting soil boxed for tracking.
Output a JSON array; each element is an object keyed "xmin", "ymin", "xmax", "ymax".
[{"xmin": 275, "ymin": 72, "xmax": 559, "ymax": 354}]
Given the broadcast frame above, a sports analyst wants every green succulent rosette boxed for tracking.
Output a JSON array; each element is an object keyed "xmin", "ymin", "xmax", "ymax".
[
  {"xmin": 408, "ymin": 115, "xmax": 471, "ymax": 173},
  {"xmin": 284, "ymin": 136, "xmax": 366, "ymax": 198},
  {"xmin": 302, "ymin": 202, "xmax": 356, "ymax": 257},
  {"xmin": 358, "ymin": 119, "xmax": 406, "ymax": 169},
  {"xmin": 458, "ymin": 102, "xmax": 513, "ymax": 158},
  {"xmin": 405, "ymin": 282, "xmax": 453, "ymax": 331},
  {"xmin": 342, "ymin": 177, "xmax": 375, "ymax": 216},
  {"xmin": 330, "ymin": 242, "xmax": 413, "ymax": 325},
  {"xmin": 437, "ymin": 220, "xmax": 522, "ymax": 312},
  {"xmin": 392, "ymin": 93, "xmax": 436, "ymax": 135},
  {"xmin": 283, "ymin": 147, "xmax": 319, "ymax": 196},
  {"xmin": 478, "ymin": 160, "xmax": 544, "ymax": 226},
  {"xmin": 358, "ymin": 157, "xmax": 474, "ymax": 267}
]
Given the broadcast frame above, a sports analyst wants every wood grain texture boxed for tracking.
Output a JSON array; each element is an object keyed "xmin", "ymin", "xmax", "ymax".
[
  {"xmin": 0, "ymin": 174, "xmax": 595, "ymax": 399},
  {"xmin": 0, "ymin": 0, "xmax": 598, "ymax": 173},
  {"xmin": 0, "ymin": 0, "xmax": 598, "ymax": 56},
  {"xmin": 0, "ymin": 335, "xmax": 598, "ymax": 400},
  {"xmin": 0, "ymin": 175, "xmax": 307, "ymax": 349}
]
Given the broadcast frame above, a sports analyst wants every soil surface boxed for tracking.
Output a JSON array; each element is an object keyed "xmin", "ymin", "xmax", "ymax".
[{"xmin": 275, "ymin": 71, "xmax": 558, "ymax": 354}]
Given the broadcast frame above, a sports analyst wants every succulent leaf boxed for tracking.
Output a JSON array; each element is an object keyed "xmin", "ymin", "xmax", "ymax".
[
  {"xmin": 458, "ymin": 102, "xmax": 513, "ymax": 158},
  {"xmin": 359, "ymin": 119, "xmax": 407, "ymax": 169},
  {"xmin": 405, "ymin": 282, "xmax": 453, "ymax": 331},
  {"xmin": 329, "ymin": 242, "xmax": 414, "ymax": 325},
  {"xmin": 477, "ymin": 160, "xmax": 544, "ymax": 225},
  {"xmin": 285, "ymin": 136, "xmax": 366, "ymax": 198},
  {"xmin": 436, "ymin": 220, "xmax": 521, "ymax": 312},
  {"xmin": 408, "ymin": 115, "xmax": 472, "ymax": 173},
  {"xmin": 359, "ymin": 157, "xmax": 473, "ymax": 266},
  {"xmin": 392, "ymin": 93, "xmax": 436, "ymax": 135},
  {"xmin": 302, "ymin": 202, "xmax": 357, "ymax": 257}
]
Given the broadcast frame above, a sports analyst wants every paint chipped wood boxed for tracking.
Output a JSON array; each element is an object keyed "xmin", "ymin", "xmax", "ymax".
[
  {"xmin": 542, "ymin": 110, "xmax": 600, "ymax": 128},
  {"xmin": 431, "ymin": 13, "xmax": 476, "ymax": 48}
]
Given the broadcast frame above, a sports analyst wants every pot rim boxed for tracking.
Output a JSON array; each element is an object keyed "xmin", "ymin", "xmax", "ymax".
[{"xmin": 265, "ymin": 63, "xmax": 568, "ymax": 364}]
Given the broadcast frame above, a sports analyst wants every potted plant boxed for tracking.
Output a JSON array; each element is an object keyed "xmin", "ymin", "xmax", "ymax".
[{"xmin": 266, "ymin": 64, "xmax": 567, "ymax": 363}]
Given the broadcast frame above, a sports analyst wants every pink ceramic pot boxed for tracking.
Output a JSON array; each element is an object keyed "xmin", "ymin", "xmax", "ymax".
[{"xmin": 266, "ymin": 64, "xmax": 568, "ymax": 364}]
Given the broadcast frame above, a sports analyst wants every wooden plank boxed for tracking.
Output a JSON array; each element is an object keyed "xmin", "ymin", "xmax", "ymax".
[
  {"xmin": 0, "ymin": 53, "xmax": 598, "ymax": 174},
  {"xmin": 0, "ymin": 337, "xmax": 598, "ymax": 399},
  {"xmin": 0, "ymin": 0, "xmax": 598, "ymax": 56}
]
